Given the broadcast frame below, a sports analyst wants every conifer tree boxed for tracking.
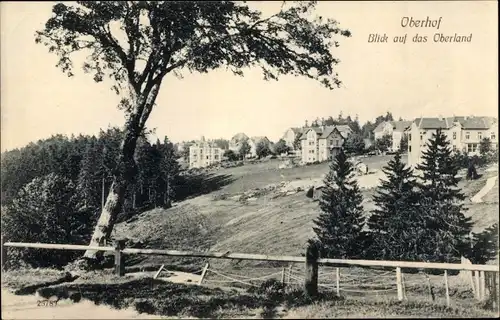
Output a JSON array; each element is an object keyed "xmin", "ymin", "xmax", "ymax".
[
  {"xmin": 467, "ymin": 223, "xmax": 498, "ymax": 264},
  {"xmin": 77, "ymin": 137, "xmax": 102, "ymax": 214},
  {"xmin": 368, "ymin": 151, "xmax": 421, "ymax": 260},
  {"xmin": 157, "ymin": 137, "xmax": 180, "ymax": 208},
  {"xmin": 310, "ymin": 149, "xmax": 366, "ymax": 259},
  {"xmin": 414, "ymin": 128, "xmax": 473, "ymax": 262}
]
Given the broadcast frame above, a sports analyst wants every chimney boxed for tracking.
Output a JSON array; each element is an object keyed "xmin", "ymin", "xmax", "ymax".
[
  {"xmin": 305, "ymin": 120, "xmax": 309, "ymax": 128},
  {"xmin": 321, "ymin": 117, "xmax": 325, "ymax": 126}
]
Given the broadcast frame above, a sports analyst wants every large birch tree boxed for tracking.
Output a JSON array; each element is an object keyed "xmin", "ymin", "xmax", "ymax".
[{"xmin": 36, "ymin": 1, "xmax": 351, "ymax": 263}]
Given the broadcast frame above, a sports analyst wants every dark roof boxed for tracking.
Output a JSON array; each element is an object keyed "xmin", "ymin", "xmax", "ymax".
[
  {"xmin": 373, "ymin": 122, "xmax": 388, "ymax": 133},
  {"xmin": 415, "ymin": 116, "xmax": 497, "ymax": 130},
  {"xmin": 374, "ymin": 120, "xmax": 412, "ymax": 133},
  {"xmin": 250, "ymin": 136, "xmax": 270, "ymax": 145},
  {"xmin": 391, "ymin": 121, "xmax": 412, "ymax": 132},
  {"xmin": 231, "ymin": 132, "xmax": 249, "ymax": 143},
  {"xmin": 299, "ymin": 126, "xmax": 347, "ymax": 140}
]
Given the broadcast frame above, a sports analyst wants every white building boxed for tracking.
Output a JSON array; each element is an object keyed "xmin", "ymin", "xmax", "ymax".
[
  {"xmin": 300, "ymin": 125, "xmax": 349, "ymax": 163},
  {"xmin": 248, "ymin": 136, "xmax": 272, "ymax": 158},
  {"xmin": 189, "ymin": 136, "xmax": 224, "ymax": 169},
  {"xmin": 282, "ymin": 127, "xmax": 304, "ymax": 150},
  {"xmin": 373, "ymin": 120, "xmax": 412, "ymax": 152},
  {"xmin": 407, "ymin": 116, "xmax": 498, "ymax": 168}
]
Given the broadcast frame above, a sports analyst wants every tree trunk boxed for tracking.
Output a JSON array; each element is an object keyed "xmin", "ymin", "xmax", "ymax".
[
  {"xmin": 83, "ymin": 121, "xmax": 140, "ymax": 261},
  {"xmin": 81, "ymin": 76, "xmax": 163, "ymax": 264},
  {"xmin": 132, "ymin": 190, "xmax": 136, "ymax": 209}
]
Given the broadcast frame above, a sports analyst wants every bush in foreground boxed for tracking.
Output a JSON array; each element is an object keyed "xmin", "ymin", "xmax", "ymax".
[
  {"xmin": 1, "ymin": 173, "xmax": 94, "ymax": 269},
  {"xmin": 25, "ymin": 276, "xmax": 496, "ymax": 318}
]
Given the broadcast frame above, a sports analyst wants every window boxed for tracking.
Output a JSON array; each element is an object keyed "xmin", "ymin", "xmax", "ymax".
[
  {"xmin": 465, "ymin": 132, "xmax": 470, "ymax": 140},
  {"xmin": 409, "ymin": 146, "xmax": 411, "ymax": 152},
  {"xmin": 453, "ymin": 145, "xmax": 457, "ymax": 151},
  {"xmin": 453, "ymin": 132, "xmax": 457, "ymax": 140},
  {"xmin": 206, "ymin": 156, "xmax": 209, "ymax": 159},
  {"xmin": 214, "ymin": 155, "xmax": 219, "ymax": 160},
  {"xmin": 478, "ymin": 132, "xmax": 483, "ymax": 140},
  {"xmin": 492, "ymin": 132, "xmax": 496, "ymax": 140},
  {"xmin": 408, "ymin": 134, "xmax": 411, "ymax": 141},
  {"xmin": 335, "ymin": 140, "xmax": 339, "ymax": 146},
  {"xmin": 467, "ymin": 143, "xmax": 478, "ymax": 153}
]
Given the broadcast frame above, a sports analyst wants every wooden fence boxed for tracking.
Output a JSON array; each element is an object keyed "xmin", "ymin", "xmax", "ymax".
[{"xmin": 2, "ymin": 239, "xmax": 498, "ymax": 308}]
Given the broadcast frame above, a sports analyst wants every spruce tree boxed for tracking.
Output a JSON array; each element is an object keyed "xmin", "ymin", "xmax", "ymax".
[
  {"xmin": 368, "ymin": 151, "xmax": 421, "ymax": 260},
  {"xmin": 310, "ymin": 149, "xmax": 366, "ymax": 259},
  {"xmin": 467, "ymin": 223, "xmax": 498, "ymax": 264},
  {"xmin": 158, "ymin": 137, "xmax": 180, "ymax": 208},
  {"xmin": 414, "ymin": 128, "xmax": 473, "ymax": 263},
  {"xmin": 77, "ymin": 137, "xmax": 102, "ymax": 214}
]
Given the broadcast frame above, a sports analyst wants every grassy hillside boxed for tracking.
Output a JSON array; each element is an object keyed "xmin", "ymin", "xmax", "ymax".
[
  {"xmin": 114, "ymin": 155, "xmax": 498, "ymax": 271},
  {"xmin": 3, "ymin": 155, "xmax": 498, "ymax": 319}
]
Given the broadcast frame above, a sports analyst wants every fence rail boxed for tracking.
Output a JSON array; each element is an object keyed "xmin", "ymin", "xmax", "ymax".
[
  {"xmin": 1, "ymin": 239, "xmax": 498, "ymax": 308},
  {"xmin": 3, "ymin": 241, "xmax": 498, "ymax": 272}
]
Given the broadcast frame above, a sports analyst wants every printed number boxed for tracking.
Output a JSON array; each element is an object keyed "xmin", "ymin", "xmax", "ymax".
[{"xmin": 37, "ymin": 299, "xmax": 58, "ymax": 307}]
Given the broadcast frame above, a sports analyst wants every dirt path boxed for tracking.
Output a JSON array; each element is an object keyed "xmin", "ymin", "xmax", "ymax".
[
  {"xmin": 471, "ymin": 175, "xmax": 498, "ymax": 203},
  {"xmin": 1, "ymin": 288, "xmax": 168, "ymax": 319},
  {"xmin": 1, "ymin": 269, "xmax": 202, "ymax": 319}
]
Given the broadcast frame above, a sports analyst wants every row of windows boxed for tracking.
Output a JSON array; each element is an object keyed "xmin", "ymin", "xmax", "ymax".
[
  {"xmin": 417, "ymin": 131, "xmax": 495, "ymax": 141},
  {"xmin": 409, "ymin": 143, "xmax": 484, "ymax": 154},
  {"xmin": 191, "ymin": 155, "xmax": 220, "ymax": 160}
]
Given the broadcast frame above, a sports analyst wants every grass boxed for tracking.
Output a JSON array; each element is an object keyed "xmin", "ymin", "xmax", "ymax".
[
  {"xmin": 3, "ymin": 156, "xmax": 498, "ymax": 318},
  {"xmin": 1, "ymin": 267, "xmax": 65, "ymax": 290},
  {"xmin": 111, "ymin": 155, "xmax": 391, "ymax": 270},
  {"xmin": 6, "ymin": 272, "xmax": 495, "ymax": 319}
]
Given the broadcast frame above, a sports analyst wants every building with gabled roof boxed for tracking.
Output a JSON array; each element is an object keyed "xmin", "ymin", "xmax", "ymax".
[
  {"xmin": 300, "ymin": 125, "xmax": 348, "ymax": 163},
  {"xmin": 407, "ymin": 115, "xmax": 498, "ymax": 167},
  {"xmin": 373, "ymin": 120, "xmax": 412, "ymax": 151},
  {"xmin": 189, "ymin": 136, "xmax": 224, "ymax": 169},
  {"xmin": 248, "ymin": 136, "xmax": 271, "ymax": 158},
  {"xmin": 282, "ymin": 127, "xmax": 305, "ymax": 150}
]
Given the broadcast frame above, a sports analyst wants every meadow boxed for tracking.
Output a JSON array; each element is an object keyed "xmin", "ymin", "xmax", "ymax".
[{"xmin": 2, "ymin": 154, "xmax": 499, "ymax": 318}]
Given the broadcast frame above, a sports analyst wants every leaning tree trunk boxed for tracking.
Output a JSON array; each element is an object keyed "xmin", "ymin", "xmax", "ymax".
[
  {"xmin": 81, "ymin": 76, "xmax": 163, "ymax": 263},
  {"xmin": 83, "ymin": 126, "xmax": 139, "ymax": 260}
]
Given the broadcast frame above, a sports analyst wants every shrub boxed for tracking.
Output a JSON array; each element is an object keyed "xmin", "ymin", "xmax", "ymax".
[
  {"xmin": 306, "ymin": 187, "xmax": 314, "ymax": 198},
  {"xmin": 1, "ymin": 173, "xmax": 94, "ymax": 269},
  {"xmin": 247, "ymin": 279, "xmax": 285, "ymax": 296}
]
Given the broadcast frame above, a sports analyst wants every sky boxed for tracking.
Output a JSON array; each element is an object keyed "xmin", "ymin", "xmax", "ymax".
[{"xmin": 1, "ymin": 1, "xmax": 498, "ymax": 152}]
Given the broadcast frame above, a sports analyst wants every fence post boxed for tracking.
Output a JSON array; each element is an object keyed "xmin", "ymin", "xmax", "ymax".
[
  {"xmin": 402, "ymin": 272, "xmax": 407, "ymax": 300},
  {"xmin": 198, "ymin": 263, "xmax": 210, "ymax": 285},
  {"xmin": 287, "ymin": 264, "xmax": 293, "ymax": 285},
  {"xmin": 304, "ymin": 243, "xmax": 319, "ymax": 297},
  {"xmin": 480, "ymin": 271, "xmax": 486, "ymax": 301},
  {"xmin": 444, "ymin": 270, "xmax": 450, "ymax": 307},
  {"xmin": 475, "ymin": 271, "xmax": 481, "ymax": 300},
  {"xmin": 491, "ymin": 272, "xmax": 498, "ymax": 311},
  {"xmin": 114, "ymin": 239, "xmax": 126, "ymax": 277},
  {"xmin": 470, "ymin": 270, "xmax": 476, "ymax": 297},
  {"xmin": 336, "ymin": 267, "xmax": 340, "ymax": 297},
  {"xmin": 396, "ymin": 267, "xmax": 403, "ymax": 301},
  {"xmin": 1, "ymin": 236, "xmax": 6, "ymax": 270},
  {"xmin": 281, "ymin": 267, "xmax": 286, "ymax": 284}
]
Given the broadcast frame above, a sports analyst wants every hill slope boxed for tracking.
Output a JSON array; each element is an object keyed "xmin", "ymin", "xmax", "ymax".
[{"xmin": 114, "ymin": 156, "xmax": 498, "ymax": 271}]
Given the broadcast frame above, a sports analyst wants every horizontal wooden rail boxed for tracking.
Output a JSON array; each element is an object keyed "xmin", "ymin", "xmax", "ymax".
[
  {"xmin": 121, "ymin": 248, "xmax": 306, "ymax": 263},
  {"xmin": 3, "ymin": 241, "xmax": 499, "ymax": 272},
  {"xmin": 318, "ymin": 258, "xmax": 500, "ymax": 272},
  {"xmin": 3, "ymin": 242, "xmax": 115, "ymax": 252}
]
